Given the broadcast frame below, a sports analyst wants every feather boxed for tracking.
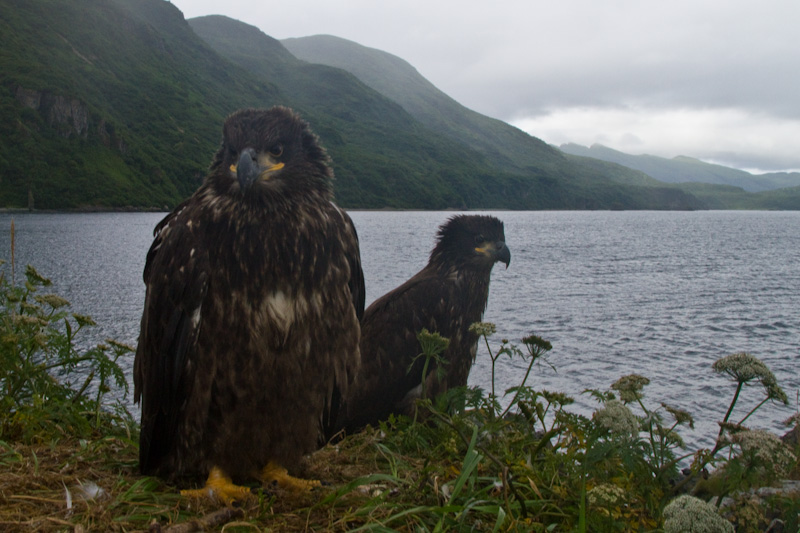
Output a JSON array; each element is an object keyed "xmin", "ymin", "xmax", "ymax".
[
  {"xmin": 333, "ymin": 215, "xmax": 509, "ymax": 436},
  {"xmin": 134, "ymin": 107, "xmax": 363, "ymax": 483}
]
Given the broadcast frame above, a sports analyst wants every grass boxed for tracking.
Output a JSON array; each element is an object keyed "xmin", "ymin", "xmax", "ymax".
[{"xmin": 0, "ymin": 259, "xmax": 798, "ymax": 531}]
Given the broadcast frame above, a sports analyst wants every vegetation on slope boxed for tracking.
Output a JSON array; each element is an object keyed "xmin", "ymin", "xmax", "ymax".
[
  {"xmin": 0, "ymin": 0, "xmax": 707, "ymax": 210},
  {"xmin": 1, "ymin": 0, "xmax": 797, "ymax": 209},
  {"xmin": 282, "ymin": 34, "xmax": 800, "ymax": 210},
  {"xmin": 282, "ymin": 34, "xmax": 568, "ymax": 176},
  {"xmin": 193, "ymin": 16, "xmax": 716, "ymax": 210},
  {"xmin": 0, "ymin": 0, "xmax": 281, "ymax": 209},
  {"xmin": 1, "ymin": 260, "xmax": 798, "ymax": 531},
  {"xmin": 0, "ymin": 0, "xmax": 552, "ymax": 210}
]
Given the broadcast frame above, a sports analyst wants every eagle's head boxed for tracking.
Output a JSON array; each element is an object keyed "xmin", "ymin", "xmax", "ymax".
[
  {"xmin": 431, "ymin": 215, "xmax": 511, "ymax": 271},
  {"xmin": 208, "ymin": 106, "xmax": 333, "ymax": 201}
]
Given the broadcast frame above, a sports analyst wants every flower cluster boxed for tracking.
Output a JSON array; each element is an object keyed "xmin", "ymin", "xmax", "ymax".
[
  {"xmin": 727, "ymin": 428, "xmax": 797, "ymax": 478},
  {"xmin": 416, "ymin": 329, "xmax": 450, "ymax": 356},
  {"xmin": 540, "ymin": 389, "xmax": 574, "ymax": 407},
  {"xmin": 522, "ymin": 334, "xmax": 552, "ymax": 352},
  {"xmin": 593, "ymin": 399, "xmax": 640, "ymax": 438},
  {"xmin": 587, "ymin": 482, "xmax": 626, "ymax": 509},
  {"xmin": 662, "ymin": 402, "xmax": 695, "ymax": 428},
  {"xmin": 611, "ymin": 374, "xmax": 650, "ymax": 403},
  {"xmin": 34, "ymin": 294, "xmax": 70, "ymax": 309},
  {"xmin": 712, "ymin": 352, "xmax": 788, "ymax": 404},
  {"xmin": 468, "ymin": 322, "xmax": 496, "ymax": 337},
  {"xmin": 663, "ymin": 495, "xmax": 734, "ymax": 533}
]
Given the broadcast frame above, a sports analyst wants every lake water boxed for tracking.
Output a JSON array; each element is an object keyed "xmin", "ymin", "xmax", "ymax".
[{"xmin": 1, "ymin": 210, "xmax": 797, "ymax": 450}]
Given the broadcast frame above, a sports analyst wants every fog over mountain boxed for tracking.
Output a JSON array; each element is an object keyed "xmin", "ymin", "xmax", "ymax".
[
  {"xmin": 559, "ymin": 144, "xmax": 800, "ymax": 193},
  {"xmin": 3, "ymin": 0, "xmax": 799, "ymax": 210},
  {"xmin": 172, "ymin": 0, "xmax": 800, "ymax": 174}
]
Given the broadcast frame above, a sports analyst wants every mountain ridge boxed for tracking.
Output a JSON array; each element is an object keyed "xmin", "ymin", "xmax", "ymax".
[
  {"xmin": 0, "ymin": 0, "xmax": 797, "ymax": 209},
  {"xmin": 190, "ymin": 17, "xmax": 709, "ymax": 210},
  {"xmin": 281, "ymin": 34, "xmax": 566, "ymax": 175},
  {"xmin": 279, "ymin": 33, "xmax": 800, "ymax": 209},
  {"xmin": 560, "ymin": 143, "xmax": 800, "ymax": 192}
]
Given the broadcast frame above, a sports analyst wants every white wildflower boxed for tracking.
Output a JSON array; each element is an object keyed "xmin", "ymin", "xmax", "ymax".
[
  {"xmin": 663, "ymin": 494, "xmax": 734, "ymax": 533},
  {"xmin": 468, "ymin": 322, "xmax": 496, "ymax": 337},
  {"xmin": 662, "ymin": 402, "xmax": 695, "ymax": 429},
  {"xmin": 587, "ymin": 483, "xmax": 626, "ymax": 508},
  {"xmin": 611, "ymin": 374, "xmax": 650, "ymax": 403},
  {"xmin": 593, "ymin": 399, "xmax": 640, "ymax": 438},
  {"xmin": 712, "ymin": 352, "xmax": 787, "ymax": 403},
  {"xmin": 34, "ymin": 294, "xmax": 70, "ymax": 309},
  {"xmin": 728, "ymin": 429, "xmax": 796, "ymax": 478}
]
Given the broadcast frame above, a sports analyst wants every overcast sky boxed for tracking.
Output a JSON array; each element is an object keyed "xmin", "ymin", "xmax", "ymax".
[{"xmin": 169, "ymin": 0, "xmax": 800, "ymax": 173}]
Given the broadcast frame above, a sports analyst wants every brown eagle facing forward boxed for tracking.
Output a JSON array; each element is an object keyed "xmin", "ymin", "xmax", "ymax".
[
  {"xmin": 133, "ymin": 107, "xmax": 364, "ymax": 502},
  {"xmin": 332, "ymin": 215, "xmax": 509, "ymax": 437}
]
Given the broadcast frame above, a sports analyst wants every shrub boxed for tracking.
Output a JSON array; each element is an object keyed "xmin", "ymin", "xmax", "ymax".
[{"xmin": 0, "ymin": 261, "xmax": 134, "ymax": 442}]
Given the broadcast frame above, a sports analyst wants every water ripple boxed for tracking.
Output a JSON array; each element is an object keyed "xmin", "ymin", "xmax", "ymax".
[{"xmin": 0, "ymin": 210, "xmax": 797, "ymax": 450}]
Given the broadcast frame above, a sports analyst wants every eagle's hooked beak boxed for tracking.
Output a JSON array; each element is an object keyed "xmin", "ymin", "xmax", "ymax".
[
  {"xmin": 231, "ymin": 147, "xmax": 285, "ymax": 190},
  {"xmin": 476, "ymin": 241, "xmax": 511, "ymax": 268}
]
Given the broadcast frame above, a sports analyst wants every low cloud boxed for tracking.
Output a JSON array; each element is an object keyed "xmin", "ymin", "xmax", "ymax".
[
  {"xmin": 512, "ymin": 106, "xmax": 800, "ymax": 173},
  {"xmin": 172, "ymin": 0, "xmax": 800, "ymax": 172}
]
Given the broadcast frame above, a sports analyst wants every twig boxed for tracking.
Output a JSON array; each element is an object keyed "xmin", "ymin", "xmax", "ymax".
[
  {"xmin": 150, "ymin": 506, "xmax": 245, "ymax": 533},
  {"xmin": 10, "ymin": 218, "xmax": 15, "ymax": 285},
  {"xmin": 10, "ymin": 494, "xmax": 66, "ymax": 504}
]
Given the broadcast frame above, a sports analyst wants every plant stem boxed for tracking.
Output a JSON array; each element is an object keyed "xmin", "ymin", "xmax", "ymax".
[
  {"xmin": 738, "ymin": 396, "xmax": 769, "ymax": 426},
  {"xmin": 483, "ymin": 334, "xmax": 497, "ymax": 406},
  {"xmin": 499, "ymin": 352, "xmax": 536, "ymax": 419},
  {"xmin": 717, "ymin": 381, "xmax": 744, "ymax": 441},
  {"xmin": 636, "ymin": 397, "xmax": 660, "ymax": 471}
]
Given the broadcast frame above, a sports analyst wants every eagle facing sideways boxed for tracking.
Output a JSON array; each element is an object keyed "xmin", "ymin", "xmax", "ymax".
[
  {"xmin": 333, "ymin": 215, "xmax": 510, "ymax": 436},
  {"xmin": 133, "ymin": 107, "xmax": 365, "ymax": 502}
]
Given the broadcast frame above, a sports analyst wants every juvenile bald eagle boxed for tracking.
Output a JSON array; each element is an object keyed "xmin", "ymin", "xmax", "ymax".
[
  {"xmin": 133, "ymin": 107, "xmax": 364, "ymax": 502},
  {"xmin": 333, "ymin": 215, "xmax": 509, "ymax": 436}
]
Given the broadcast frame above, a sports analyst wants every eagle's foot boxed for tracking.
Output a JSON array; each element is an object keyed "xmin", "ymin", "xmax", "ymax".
[
  {"xmin": 180, "ymin": 466, "xmax": 253, "ymax": 505},
  {"xmin": 260, "ymin": 461, "xmax": 321, "ymax": 493}
]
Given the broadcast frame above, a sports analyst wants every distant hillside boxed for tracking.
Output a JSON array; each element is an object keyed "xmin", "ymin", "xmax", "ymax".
[
  {"xmin": 560, "ymin": 143, "xmax": 800, "ymax": 192},
  {"xmin": 0, "ymin": 0, "xmax": 694, "ymax": 210},
  {"xmin": 282, "ymin": 34, "xmax": 565, "ymax": 175},
  {"xmin": 186, "ymin": 15, "xmax": 533, "ymax": 209},
  {"xmin": 194, "ymin": 19, "xmax": 715, "ymax": 210},
  {"xmin": 0, "ymin": 0, "xmax": 544, "ymax": 209},
  {"xmin": 0, "ymin": 0, "xmax": 796, "ymax": 209},
  {"xmin": 277, "ymin": 34, "xmax": 800, "ymax": 210},
  {"xmin": 0, "ymin": 0, "xmax": 268, "ymax": 208}
]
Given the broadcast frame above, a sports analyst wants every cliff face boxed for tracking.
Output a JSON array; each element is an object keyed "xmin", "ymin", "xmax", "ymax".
[
  {"xmin": 14, "ymin": 85, "xmax": 129, "ymax": 155},
  {"xmin": 16, "ymin": 86, "xmax": 89, "ymax": 138},
  {"xmin": 0, "ymin": 0, "xmax": 245, "ymax": 209}
]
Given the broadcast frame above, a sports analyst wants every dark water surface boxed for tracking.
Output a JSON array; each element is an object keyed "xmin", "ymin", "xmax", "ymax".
[{"xmin": 1, "ymin": 210, "xmax": 797, "ymax": 449}]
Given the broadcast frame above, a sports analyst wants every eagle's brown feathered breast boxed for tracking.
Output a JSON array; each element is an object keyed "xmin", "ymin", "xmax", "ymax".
[
  {"xmin": 134, "ymin": 107, "xmax": 364, "ymax": 482},
  {"xmin": 333, "ymin": 214, "xmax": 509, "ymax": 436}
]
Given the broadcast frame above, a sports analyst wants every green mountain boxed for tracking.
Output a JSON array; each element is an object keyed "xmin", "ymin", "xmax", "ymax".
[
  {"xmin": 0, "ymin": 0, "xmax": 794, "ymax": 209},
  {"xmin": 0, "ymin": 0, "xmax": 277, "ymax": 209},
  {"xmin": 282, "ymin": 34, "xmax": 564, "ymax": 175},
  {"xmin": 280, "ymin": 34, "xmax": 800, "ymax": 210},
  {"xmin": 184, "ymin": 15, "xmax": 540, "ymax": 209},
  {"xmin": 195, "ymin": 21, "xmax": 711, "ymax": 209},
  {"xmin": 560, "ymin": 143, "xmax": 800, "ymax": 192}
]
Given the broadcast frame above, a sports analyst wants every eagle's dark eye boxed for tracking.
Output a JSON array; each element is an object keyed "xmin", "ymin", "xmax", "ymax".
[
  {"xmin": 269, "ymin": 144, "xmax": 284, "ymax": 158},
  {"xmin": 474, "ymin": 234, "xmax": 485, "ymax": 244}
]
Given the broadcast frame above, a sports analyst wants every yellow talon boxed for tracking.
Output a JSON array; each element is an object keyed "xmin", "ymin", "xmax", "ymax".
[
  {"xmin": 180, "ymin": 466, "xmax": 253, "ymax": 505},
  {"xmin": 260, "ymin": 461, "xmax": 321, "ymax": 493}
]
